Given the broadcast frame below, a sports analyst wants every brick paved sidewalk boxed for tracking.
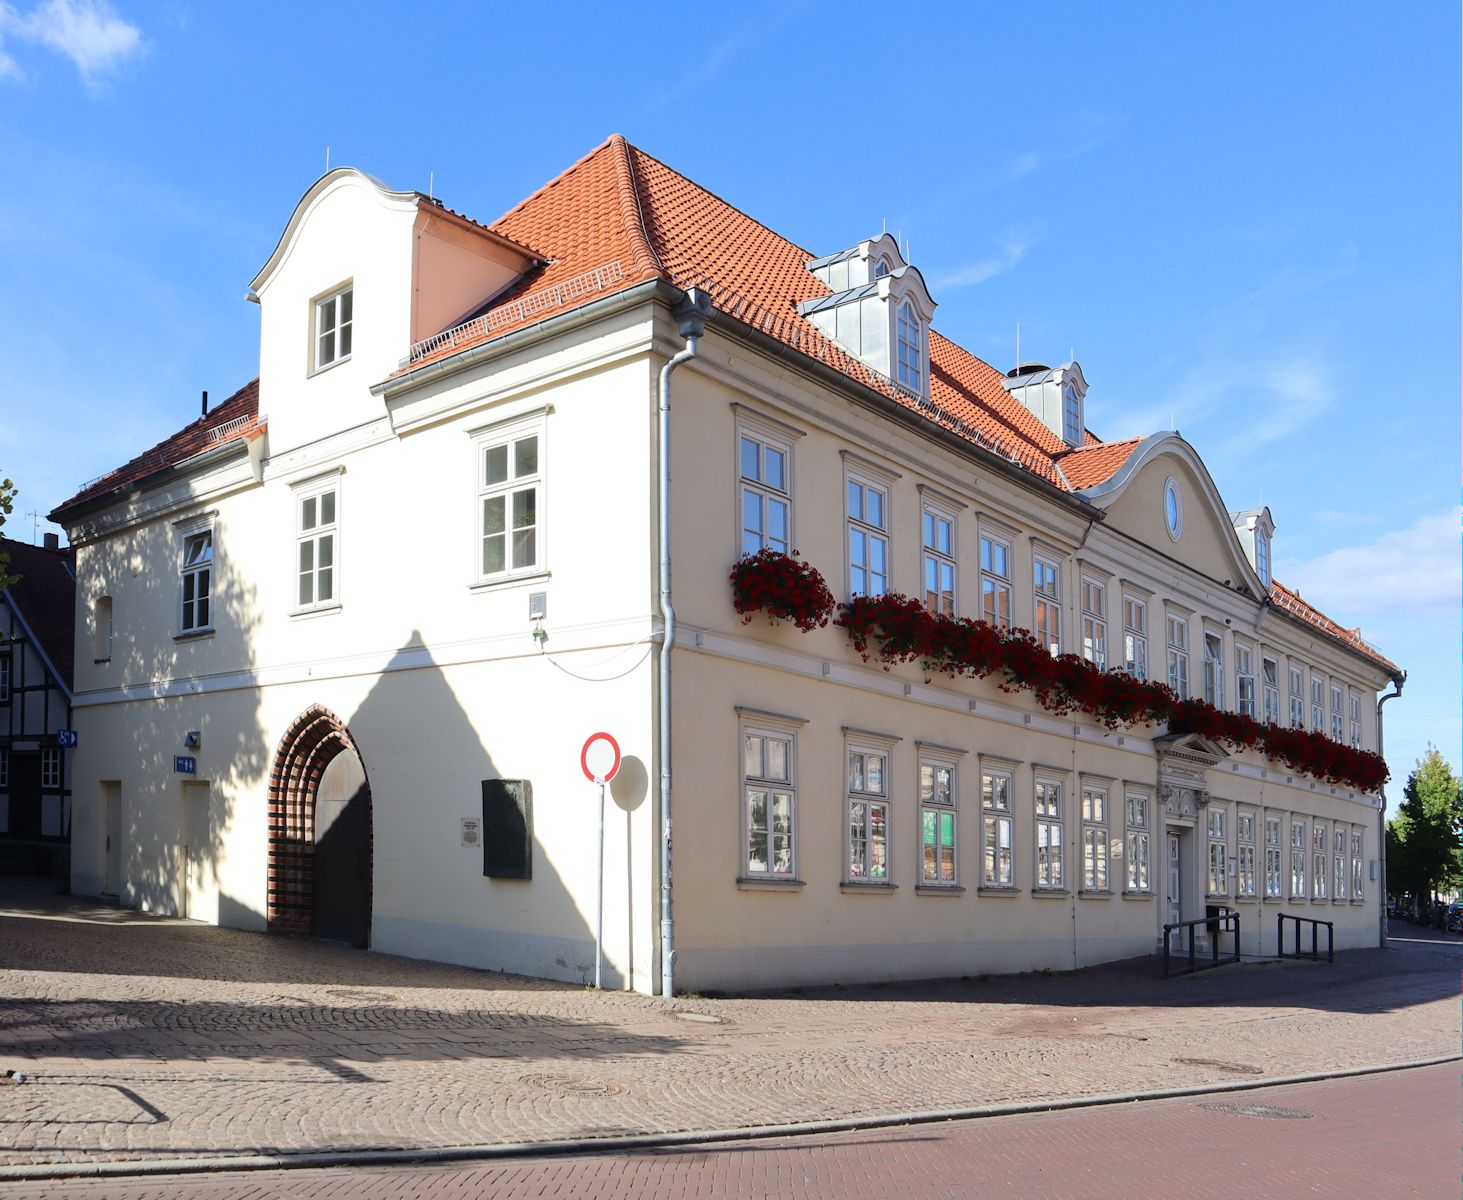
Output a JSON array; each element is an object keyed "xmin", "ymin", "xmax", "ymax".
[{"xmin": 0, "ymin": 878, "xmax": 1455, "ymax": 1171}]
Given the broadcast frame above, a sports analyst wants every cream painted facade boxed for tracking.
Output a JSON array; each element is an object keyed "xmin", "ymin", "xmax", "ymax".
[{"xmin": 57, "ymin": 167, "xmax": 1394, "ymax": 995}]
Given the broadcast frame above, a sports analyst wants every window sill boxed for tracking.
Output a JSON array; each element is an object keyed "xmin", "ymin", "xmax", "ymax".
[
  {"xmin": 469, "ymin": 569, "xmax": 551, "ymax": 595},
  {"xmin": 977, "ymin": 885, "xmax": 1020, "ymax": 898},
  {"xmin": 1289, "ymin": 895, "xmax": 1308, "ymax": 903},
  {"xmin": 1350, "ymin": 898, "xmax": 1367, "ymax": 905},
  {"xmin": 1030, "ymin": 888, "xmax": 1070, "ymax": 898},
  {"xmin": 1078, "ymin": 889, "xmax": 1114, "ymax": 900},
  {"xmin": 93, "ymin": 657, "xmax": 111, "ymax": 665},
  {"xmin": 916, "ymin": 884, "xmax": 965, "ymax": 896},
  {"xmin": 840, "ymin": 880, "xmax": 896, "ymax": 893},
  {"xmin": 1233, "ymin": 895, "xmax": 1259, "ymax": 903},
  {"xmin": 1121, "ymin": 890, "xmax": 1154, "ymax": 901},
  {"xmin": 735, "ymin": 876, "xmax": 805, "ymax": 892},
  {"xmin": 307, "ymin": 354, "xmax": 351, "ymax": 379},
  {"xmin": 290, "ymin": 602, "xmax": 343, "ymax": 621},
  {"xmin": 173, "ymin": 629, "xmax": 215, "ymax": 643}
]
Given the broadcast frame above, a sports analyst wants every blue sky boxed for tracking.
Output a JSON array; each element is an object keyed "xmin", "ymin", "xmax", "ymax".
[{"xmin": 0, "ymin": 2, "xmax": 1456, "ymax": 800}]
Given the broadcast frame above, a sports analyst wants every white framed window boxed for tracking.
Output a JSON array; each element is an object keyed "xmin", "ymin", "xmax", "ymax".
[
  {"xmin": 1255, "ymin": 528, "xmax": 1271, "ymax": 588},
  {"xmin": 1311, "ymin": 676, "xmax": 1325, "ymax": 733},
  {"xmin": 1312, "ymin": 824, "xmax": 1328, "ymax": 899},
  {"xmin": 1062, "ymin": 380, "xmax": 1081, "ymax": 446},
  {"xmin": 1237, "ymin": 810, "xmax": 1256, "ymax": 897},
  {"xmin": 1264, "ymin": 814, "xmax": 1284, "ymax": 898},
  {"xmin": 1033, "ymin": 556, "xmax": 1061, "ymax": 655},
  {"xmin": 1333, "ymin": 827, "xmax": 1347, "ymax": 899},
  {"xmin": 1203, "ymin": 632, "xmax": 1224, "ymax": 708},
  {"xmin": 477, "ymin": 421, "xmax": 543, "ymax": 580},
  {"xmin": 1163, "ymin": 476, "xmax": 1183, "ymax": 540},
  {"xmin": 95, "ymin": 596, "xmax": 113, "ymax": 661},
  {"xmin": 1122, "ymin": 596, "xmax": 1147, "ymax": 679},
  {"xmin": 1330, "ymin": 685, "xmax": 1344, "ymax": 742},
  {"xmin": 1289, "ymin": 665, "xmax": 1305, "ymax": 728},
  {"xmin": 1034, "ymin": 777, "xmax": 1065, "ymax": 890},
  {"xmin": 1349, "ymin": 693, "xmax": 1362, "ymax": 749},
  {"xmin": 742, "ymin": 722, "xmax": 796, "ymax": 879},
  {"xmin": 294, "ymin": 479, "xmax": 339, "ymax": 610},
  {"xmin": 313, "ymin": 284, "xmax": 353, "ymax": 371},
  {"xmin": 1290, "ymin": 820, "xmax": 1306, "ymax": 897},
  {"xmin": 1166, "ymin": 614, "xmax": 1189, "ymax": 699},
  {"xmin": 1206, "ymin": 806, "xmax": 1228, "ymax": 896},
  {"xmin": 1080, "ymin": 785, "xmax": 1109, "ymax": 891},
  {"xmin": 1080, "ymin": 577, "xmax": 1106, "ymax": 670},
  {"xmin": 1351, "ymin": 828, "xmax": 1364, "ymax": 899},
  {"xmin": 847, "ymin": 476, "xmax": 889, "ymax": 599},
  {"xmin": 980, "ymin": 532, "xmax": 1012, "ymax": 629},
  {"xmin": 846, "ymin": 742, "xmax": 891, "ymax": 881},
  {"xmin": 921, "ymin": 505, "xmax": 956, "ymax": 616},
  {"xmin": 981, "ymin": 766, "xmax": 1015, "ymax": 888},
  {"xmin": 1235, "ymin": 643, "xmax": 1255, "ymax": 717},
  {"xmin": 0, "ymin": 654, "xmax": 9, "ymax": 703},
  {"xmin": 739, "ymin": 428, "xmax": 791, "ymax": 556},
  {"xmin": 919, "ymin": 756, "xmax": 958, "ymax": 886},
  {"xmin": 41, "ymin": 747, "xmax": 62, "ymax": 789},
  {"xmin": 1262, "ymin": 657, "xmax": 1280, "ymax": 725},
  {"xmin": 178, "ymin": 526, "xmax": 214, "ymax": 634},
  {"xmin": 1125, "ymin": 792, "xmax": 1151, "ymax": 892},
  {"xmin": 896, "ymin": 300, "xmax": 923, "ymax": 392}
]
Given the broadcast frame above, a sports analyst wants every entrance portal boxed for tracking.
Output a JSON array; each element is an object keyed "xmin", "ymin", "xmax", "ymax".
[{"xmin": 267, "ymin": 706, "xmax": 372, "ymax": 947}]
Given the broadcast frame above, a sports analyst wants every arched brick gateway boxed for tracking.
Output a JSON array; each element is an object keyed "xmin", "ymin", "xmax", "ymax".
[{"xmin": 266, "ymin": 705, "xmax": 372, "ymax": 943}]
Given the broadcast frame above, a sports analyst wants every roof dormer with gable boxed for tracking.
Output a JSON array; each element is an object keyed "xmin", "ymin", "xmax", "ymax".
[
  {"xmin": 1002, "ymin": 361, "xmax": 1088, "ymax": 448},
  {"xmin": 1230, "ymin": 506, "xmax": 1276, "ymax": 589},
  {"xmin": 798, "ymin": 234, "xmax": 937, "ymax": 399}
]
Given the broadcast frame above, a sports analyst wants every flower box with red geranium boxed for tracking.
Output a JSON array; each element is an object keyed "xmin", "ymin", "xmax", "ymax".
[{"xmin": 730, "ymin": 550, "xmax": 835, "ymax": 632}]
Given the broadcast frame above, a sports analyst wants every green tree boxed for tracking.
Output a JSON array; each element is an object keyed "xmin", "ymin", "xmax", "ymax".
[
  {"xmin": 1387, "ymin": 747, "xmax": 1463, "ymax": 904},
  {"xmin": 0, "ymin": 475, "xmax": 16, "ymax": 590}
]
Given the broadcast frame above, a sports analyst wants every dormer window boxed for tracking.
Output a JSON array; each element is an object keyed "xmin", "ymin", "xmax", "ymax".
[
  {"xmin": 896, "ymin": 300, "xmax": 922, "ymax": 391},
  {"xmin": 314, "ymin": 284, "xmax": 353, "ymax": 372},
  {"xmin": 873, "ymin": 257, "xmax": 890, "ymax": 278},
  {"xmin": 1255, "ymin": 528, "xmax": 1271, "ymax": 588},
  {"xmin": 1062, "ymin": 379, "xmax": 1081, "ymax": 445}
]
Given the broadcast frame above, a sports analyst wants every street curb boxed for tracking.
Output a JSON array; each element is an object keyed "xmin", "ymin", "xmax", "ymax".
[{"xmin": 1, "ymin": 1053, "xmax": 1457, "ymax": 1183}]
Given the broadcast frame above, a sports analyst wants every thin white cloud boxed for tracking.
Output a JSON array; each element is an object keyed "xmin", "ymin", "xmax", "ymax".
[
  {"xmin": 0, "ymin": 0, "xmax": 142, "ymax": 88},
  {"xmin": 929, "ymin": 234, "xmax": 1034, "ymax": 290},
  {"xmin": 0, "ymin": 47, "xmax": 19, "ymax": 78},
  {"xmin": 1282, "ymin": 508, "xmax": 1461, "ymax": 623}
]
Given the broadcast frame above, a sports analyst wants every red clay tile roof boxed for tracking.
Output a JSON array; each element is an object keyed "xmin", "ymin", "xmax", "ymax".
[
  {"xmin": 52, "ymin": 379, "xmax": 260, "ymax": 516},
  {"xmin": 1, "ymin": 536, "xmax": 75, "ymax": 691},
  {"xmin": 1269, "ymin": 580, "xmax": 1398, "ymax": 674},
  {"xmin": 1058, "ymin": 437, "xmax": 1144, "ymax": 489}
]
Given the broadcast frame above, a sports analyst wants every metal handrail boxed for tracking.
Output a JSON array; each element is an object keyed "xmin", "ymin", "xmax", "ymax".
[
  {"xmin": 1163, "ymin": 909, "xmax": 1241, "ymax": 978},
  {"xmin": 1277, "ymin": 912, "xmax": 1334, "ymax": 962}
]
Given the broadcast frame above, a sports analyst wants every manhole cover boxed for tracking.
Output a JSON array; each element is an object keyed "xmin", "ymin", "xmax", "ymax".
[
  {"xmin": 518, "ymin": 1073, "xmax": 626, "ymax": 1098},
  {"xmin": 1200, "ymin": 1102, "xmax": 1312, "ymax": 1120},
  {"xmin": 674, "ymin": 1011, "xmax": 727, "ymax": 1025},
  {"xmin": 1172, "ymin": 1057, "xmax": 1263, "ymax": 1075}
]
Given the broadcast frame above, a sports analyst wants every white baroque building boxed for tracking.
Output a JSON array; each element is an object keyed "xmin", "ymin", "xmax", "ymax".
[{"xmin": 52, "ymin": 137, "xmax": 1401, "ymax": 994}]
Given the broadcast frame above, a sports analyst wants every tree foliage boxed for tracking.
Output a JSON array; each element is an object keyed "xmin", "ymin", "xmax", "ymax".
[
  {"xmin": 0, "ymin": 475, "xmax": 15, "ymax": 591},
  {"xmin": 1386, "ymin": 747, "xmax": 1463, "ymax": 901}
]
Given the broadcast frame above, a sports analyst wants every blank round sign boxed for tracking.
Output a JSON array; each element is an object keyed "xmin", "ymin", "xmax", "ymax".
[{"xmin": 580, "ymin": 732, "xmax": 621, "ymax": 784}]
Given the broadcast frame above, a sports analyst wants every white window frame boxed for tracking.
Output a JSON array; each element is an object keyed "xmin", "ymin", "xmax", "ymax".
[
  {"xmin": 313, "ymin": 283, "xmax": 353, "ymax": 373},
  {"xmin": 979, "ymin": 530, "xmax": 1012, "ymax": 630},
  {"xmin": 1289, "ymin": 664, "xmax": 1306, "ymax": 729},
  {"xmin": 1080, "ymin": 783, "xmax": 1109, "ymax": 892},
  {"xmin": 1255, "ymin": 528, "xmax": 1271, "ymax": 588},
  {"xmin": 1235, "ymin": 642, "xmax": 1255, "ymax": 717},
  {"xmin": 1203, "ymin": 631, "xmax": 1225, "ymax": 708},
  {"xmin": 896, "ymin": 299, "xmax": 923, "ymax": 393},
  {"xmin": 1351, "ymin": 828, "xmax": 1364, "ymax": 899},
  {"xmin": 1262, "ymin": 657, "xmax": 1281, "ymax": 725},
  {"xmin": 1312, "ymin": 823, "xmax": 1328, "ymax": 899},
  {"xmin": 293, "ymin": 475, "xmax": 341, "ymax": 612},
  {"xmin": 1311, "ymin": 676, "xmax": 1326, "ymax": 733},
  {"xmin": 918, "ymin": 752, "xmax": 959, "ymax": 887},
  {"xmin": 846, "ymin": 472, "xmax": 890, "ymax": 600},
  {"xmin": 177, "ymin": 519, "xmax": 214, "ymax": 635},
  {"xmin": 1290, "ymin": 820, "xmax": 1307, "ymax": 898},
  {"xmin": 1034, "ymin": 775, "xmax": 1066, "ymax": 891},
  {"xmin": 738, "ymin": 423, "xmax": 792, "ymax": 557},
  {"xmin": 1237, "ymin": 809, "xmax": 1256, "ymax": 897},
  {"xmin": 0, "ymin": 654, "xmax": 9, "ymax": 703},
  {"xmin": 1349, "ymin": 692, "xmax": 1362, "ymax": 748},
  {"xmin": 980, "ymin": 763, "xmax": 1015, "ymax": 889},
  {"xmin": 1264, "ymin": 814, "xmax": 1284, "ymax": 898},
  {"xmin": 1080, "ymin": 576, "xmax": 1107, "ymax": 670},
  {"xmin": 920, "ymin": 502, "xmax": 957, "ymax": 616},
  {"xmin": 1333, "ymin": 827, "xmax": 1347, "ymax": 899},
  {"xmin": 41, "ymin": 747, "xmax": 62, "ymax": 790},
  {"xmin": 1206, "ymin": 805, "xmax": 1228, "ymax": 897},
  {"xmin": 1125, "ymin": 791, "xmax": 1151, "ymax": 893},
  {"xmin": 1122, "ymin": 595, "xmax": 1147, "ymax": 680},
  {"xmin": 1033, "ymin": 555, "xmax": 1062, "ymax": 655},
  {"xmin": 1330, "ymin": 684, "xmax": 1345, "ymax": 742},
  {"xmin": 1163, "ymin": 476, "xmax": 1183, "ymax": 541},
  {"xmin": 740, "ymin": 717, "xmax": 799, "ymax": 880},
  {"xmin": 1166, "ymin": 613, "xmax": 1189, "ymax": 699},
  {"xmin": 474, "ymin": 416, "xmax": 545, "ymax": 583},
  {"xmin": 845, "ymin": 737, "xmax": 894, "ymax": 883}
]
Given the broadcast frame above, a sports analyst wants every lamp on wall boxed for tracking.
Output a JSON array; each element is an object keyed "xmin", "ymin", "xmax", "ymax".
[{"xmin": 184, "ymin": 731, "xmax": 201, "ymax": 749}]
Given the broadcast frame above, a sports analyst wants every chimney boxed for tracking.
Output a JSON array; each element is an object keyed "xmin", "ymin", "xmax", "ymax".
[
  {"xmin": 202, "ymin": 390, "xmax": 209, "ymax": 417},
  {"xmin": 43, "ymin": 532, "xmax": 59, "ymax": 551}
]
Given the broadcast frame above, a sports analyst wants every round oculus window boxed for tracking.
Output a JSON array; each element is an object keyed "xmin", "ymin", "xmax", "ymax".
[{"xmin": 1163, "ymin": 477, "xmax": 1183, "ymax": 540}]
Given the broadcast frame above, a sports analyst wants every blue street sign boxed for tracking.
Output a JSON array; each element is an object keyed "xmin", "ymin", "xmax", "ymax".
[
  {"xmin": 174, "ymin": 755, "xmax": 197, "ymax": 775},
  {"xmin": 56, "ymin": 730, "xmax": 78, "ymax": 748}
]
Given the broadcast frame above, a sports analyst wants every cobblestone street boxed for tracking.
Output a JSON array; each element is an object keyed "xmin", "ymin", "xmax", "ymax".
[{"xmin": 0, "ymin": 880, "xmax": 1455, "ymax": 1174}]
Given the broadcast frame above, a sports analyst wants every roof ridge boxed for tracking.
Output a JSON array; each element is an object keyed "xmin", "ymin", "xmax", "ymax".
[{"xmin": 609, "ymin": 134, "xmax": 664, "ymax": 282}]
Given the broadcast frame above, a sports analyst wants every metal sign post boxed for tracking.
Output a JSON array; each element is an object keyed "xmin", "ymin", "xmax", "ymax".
[{"xmin": 580, "ymin": 732, "xmax": 621, "ymax": 990}]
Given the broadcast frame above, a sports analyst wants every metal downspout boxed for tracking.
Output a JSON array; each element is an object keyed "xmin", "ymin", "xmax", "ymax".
[
  {"xmin": 657, "ymin": 289, "xmax": 710, "ymax": 999},
  {"xmin": 1376, "ymin": 672, "xmax": 1405, "ymax": 947}
]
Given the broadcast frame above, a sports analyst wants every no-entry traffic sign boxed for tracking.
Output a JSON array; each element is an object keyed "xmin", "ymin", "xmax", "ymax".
[{"xmin": 580, "ymin": 732, "xmax": 621, "ymax": 785}]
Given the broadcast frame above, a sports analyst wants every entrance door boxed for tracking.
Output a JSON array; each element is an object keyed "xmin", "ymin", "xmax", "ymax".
[
  {"xmin": 180, "ymin": 783, "xmax": 210, "ymax": 920},
  {"xmin": 312, "ymin": 748, "xmax": 370, "ymax": 946},
  {"xmin": 1167, "ymin": 832, "xmax": 1182, "ymax": 949},
  {"xmin": 102, "ymin": 782, "xmax": 122, "ymax": 896},
  {"xmin": 8, "ymin": 754, "xmax": 40, "ymax": 840}
]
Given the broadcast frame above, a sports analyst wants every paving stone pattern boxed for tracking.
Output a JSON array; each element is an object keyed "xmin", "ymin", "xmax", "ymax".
[{"xmin": 0, "ymin": 881, "xmax": 1455, "ymax": 1168}]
